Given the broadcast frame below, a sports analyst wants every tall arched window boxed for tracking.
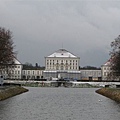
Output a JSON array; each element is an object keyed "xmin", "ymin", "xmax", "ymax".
[{"xmin": 61, "ymin": 63, "xmax": 64, "ymax": 70}]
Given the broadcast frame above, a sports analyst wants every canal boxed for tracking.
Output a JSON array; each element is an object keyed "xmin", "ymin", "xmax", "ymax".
[{"xmin": 0, "ymin": 87, "xmax": 120, "ymax": 120}]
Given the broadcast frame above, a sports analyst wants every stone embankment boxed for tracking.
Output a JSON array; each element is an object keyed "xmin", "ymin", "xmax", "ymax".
[
  {"xmin": 96, "ymin": 88, "xmax": 120, "ymax": 102},
  {"xmin": 0, "ymin": 86, "xmax": 28, "ymax": 101}
]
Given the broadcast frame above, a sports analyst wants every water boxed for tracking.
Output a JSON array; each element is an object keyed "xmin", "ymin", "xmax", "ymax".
[{"xmin": 0, "ymin": 87, "xmax": 120, "ymax": 120}]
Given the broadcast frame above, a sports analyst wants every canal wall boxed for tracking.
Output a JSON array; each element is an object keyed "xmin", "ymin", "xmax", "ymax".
[
  {"xmin": 96, "ymin": 88, "xmax": 120, "ymax": 102},
  {"xmin": 0, "ymin": 86, "xmax": 28, "ymax": 101}
]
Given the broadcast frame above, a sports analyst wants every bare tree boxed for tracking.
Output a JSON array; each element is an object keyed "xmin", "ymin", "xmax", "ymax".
[
  {"xmin": 0, "ymin": 27, "xmax": 16, "ymax": 76},
  {"xmin": 109, "ymin": 35, "xmax": 120, "ymax": 80}
]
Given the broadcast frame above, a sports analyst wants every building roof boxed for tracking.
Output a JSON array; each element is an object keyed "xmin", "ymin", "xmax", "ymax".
[
  {"xmin": 104, "ymin": 61, "xmax": 110, "ymax": 66},
  {"xmin": 101, "ymin": 57, "xmax": 114, "ymax": 67},
  {"xmin": 14, "ymin": 58, "xmax": 21, "ymax": 65},
  {"xmin": 47, "ymin": 49, "xmax": 78, "ymax": 58},
  {"xmin": 103, "ymin": 58, "xmax": 113, "ymax": 66}
]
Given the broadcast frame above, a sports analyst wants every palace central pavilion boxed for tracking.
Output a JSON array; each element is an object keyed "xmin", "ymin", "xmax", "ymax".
[{"xmin": 43, "ymin": 49, "xmax": 81, "ymax": 80}]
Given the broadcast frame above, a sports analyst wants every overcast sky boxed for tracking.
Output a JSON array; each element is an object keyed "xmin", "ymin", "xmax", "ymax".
[{"xmin": 0, "ymin": 0, "xmax": 120, "ymax": 67}]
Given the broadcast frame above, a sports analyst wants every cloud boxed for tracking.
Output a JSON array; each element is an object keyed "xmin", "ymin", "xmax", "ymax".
[{"xmin": 0, "ymin": 0, "xmax": 120, "ymax": 67}]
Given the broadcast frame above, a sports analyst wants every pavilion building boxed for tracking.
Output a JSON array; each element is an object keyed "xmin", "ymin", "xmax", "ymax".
[{"xmin": 43, "ymin": 49, "xmax": 81, "ymax": 80}]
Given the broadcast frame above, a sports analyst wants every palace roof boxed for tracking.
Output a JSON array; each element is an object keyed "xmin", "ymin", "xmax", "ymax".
[
  {"xmin": 104, "ymin": 57, "xmax": 113, "ymax": 66},
  {"xmin": 47, "ymin": 49, "xmax": 78, "ymax": 58}
]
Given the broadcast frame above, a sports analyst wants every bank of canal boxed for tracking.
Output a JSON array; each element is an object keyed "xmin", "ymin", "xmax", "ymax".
[
  {"xmin": 96, "ymin": 88, "xmax": 120, "ymax": 102},
  {"xmin": 0, "ymin": 86, "xmax": 28, "ymax": 101}
]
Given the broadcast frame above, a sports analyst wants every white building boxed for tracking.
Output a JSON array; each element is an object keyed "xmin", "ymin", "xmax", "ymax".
[
  {"xmin": 1, "ymin": 58, "xmax": 22, "ymax": 80},
  {"xmin": 81, "ymin": 69, "xmax": 102, "ymax": 81},
  {"xmin": 22, "ymin": 67, "xmax": 44, "ymax": 80},
  {"xmin": 101, "ymin": 59, "xmax": 111, "ymax": 80},
  {"xmin": 0, "ymin": 49, "xmax": 104, "ymax": 81},
  {"xmin": 43, "ymin": 49, "xmax": 81, "ymax": 80}
]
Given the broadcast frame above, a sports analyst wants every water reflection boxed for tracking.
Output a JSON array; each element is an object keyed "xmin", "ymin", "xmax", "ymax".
[{"xmin": 0, "ymin": 87, "xmax": 120, "ymax": 120}]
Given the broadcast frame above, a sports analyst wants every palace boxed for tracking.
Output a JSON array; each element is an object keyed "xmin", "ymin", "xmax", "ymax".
[
  {"xmin": 43, "ymin": 49, "xmax": 81, "ymax": 80},
  {"xmin": 42, "ymin": 49, "xmax": 102, "ymax": 81},
  {"xmin": 1, "ymin": 48, "xmax": 105, "ymax": 81}
]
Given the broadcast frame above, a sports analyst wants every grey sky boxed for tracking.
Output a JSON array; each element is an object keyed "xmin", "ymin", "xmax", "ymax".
[{"xmin": 0, "ymin": 0, "xmax": 120, "ymax": 67}]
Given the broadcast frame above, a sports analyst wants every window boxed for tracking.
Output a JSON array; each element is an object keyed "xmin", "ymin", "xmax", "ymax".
[
  {"xmin": 104, "ymin": 72, "xmax": 107, "ymax": 76},
  {"xmin": 56, "ymin": 66, "xmax": 59, "ymax": 70},
  {"xmin": 61, "ymin": 66, "xmax": 64, "ymax": 70},
  {"xmin": 15, "ymin": 71, "xmax": 17, "ymax": 74},
  {"xmin": 18, "ymin": 71, "xmax": 20, "ymax": 74},
  {"xmin": 0, "ymin": 76, "xmax": 3, "ymax": 78},
  {"xmin": 28, "ymin": 71, "xmax": 30, "ymax": 74},
  {"xmin": 65, "ymin": 66, "xmax": 68, "ymax": 70}
]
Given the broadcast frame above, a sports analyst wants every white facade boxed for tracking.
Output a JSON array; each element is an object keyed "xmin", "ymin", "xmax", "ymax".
[
  {"xmin": 81, "ymin": 70, "xmax": 102, "ymax": 81},
  {"xmin": 45, "ymin": 49, "xmax": 80, "ymax": 71},
  {"xmin": 1, "ymin": 58, "xmax": 22, "ymax": 80},
  {"xmin": 22, "ymin": 69, "xmax": 44, "ymax": 80},
  {"xmin": 44, "ymin": 49, "xmax": 81, "ymax": 80},
  {"xmin": 0, "ymin": 49, "xmax": 105, "ymax": 81},
  {"xmin": 101, "ymin": 59, "xmax": 111, "ymax": 80}
]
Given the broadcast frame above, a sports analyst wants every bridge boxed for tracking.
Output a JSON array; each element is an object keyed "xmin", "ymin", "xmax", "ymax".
[
  {"xmin": 3, "ymin": 80, "xmax": 120, "ymax": 88},
  {"xmin": 71, "ymin": 81, "xmax": 120, "ymax": 88}
]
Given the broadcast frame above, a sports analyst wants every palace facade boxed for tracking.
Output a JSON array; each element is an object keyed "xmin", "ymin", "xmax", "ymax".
[
  {"xmin": 43, "ymin": 49, "xmax": 81, "ymax": 80},
  {"xmin": 1, "ymin": 48, "xmax": 108, "ymax": 81}
]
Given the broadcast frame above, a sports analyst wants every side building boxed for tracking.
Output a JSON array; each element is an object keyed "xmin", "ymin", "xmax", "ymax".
[
  {"xmin": 1, "ymin": 58, "xmax": 23, "ymax": 80},
  {"xmin": 81, "ymin": 69, "xmax": 102, "ymax": 81},
  {"xmin": 43, "ymin": 49, "xmax": 81, "ymax": 80},
  {"xmin": 22, "ymin": 65, "xmax": 45, "ymax": 80},
  {"xmin": 101, "ymin": 59, "xmax": 112, "ymax": 81}
]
